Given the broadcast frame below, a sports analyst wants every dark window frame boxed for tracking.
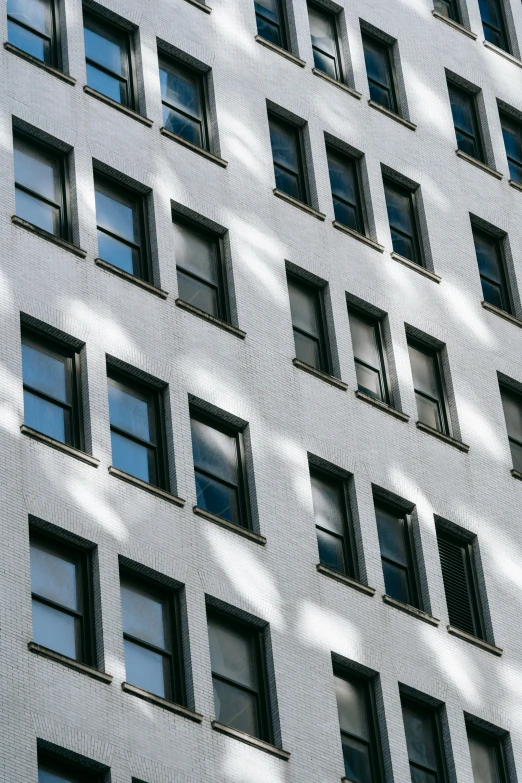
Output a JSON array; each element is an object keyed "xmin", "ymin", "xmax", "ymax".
[
  {"xmin": 471, "ymin": 223, "xmax": 513, "ymax": 315},
  {"xmin": 158, "ymin": 53, "xmax": 212, "ymax": 152},
  {"xmin": 268, "ymin": 111, "xmax": 311, "ymax": 206},
  {"xmin": 7, "ymin": 0, "xmax": 62, "ymax": 68},
  {"xmin": 500, "ymin": 110, "xmax": 522, "ymax": 184},
  {"xmin": 447, "ymin": 81, "xmax": 485, "ymax": 163},
  {"xmin": 255, "ymin": 0, "xmax": 290, "ymax": 51},
  {"xmin": 307, "ymin": 2, "xmax": 344, "ymax": 82},
  {"xmin": 401, "ymin": 693, "xmax": 450, "ymax": 783},
  {"xmin": 433, "ymin": 0, "xmax": 462, "ymax": 23},
  {"xmin": 499, "ymin": 382, "xmax": 522, "ymax": 473},
  {"xmin": 479, "ymin": 0, "xmax": 510, "ymax": 53},
  {"xmin": 287, "ymin": 272, "xmax": 332, "ymax": 374},
  {"xmin": 348, "ymin": 305, "xmax": 391, "ymax": 405},
  {"xmin": 374, "ymin": 496, "xmax": 423, "ymax": 610},
  {"xmin": 38, "ymin": 751, "xmax": 103, "ymax": 783},
  {"xmin": 466, "ymin": 720, "xmax": 509, "ymax": 783},
  {"xmin": 362, "ymin": 31, "xmax": 400, "ymax": 115},
  {"xmin": 83, "ymin": 9, "xmax": 138, "ymax": 111},
  {"xmin": 383, "ymin": 175, "xmax": 424, "ymax": 267},
  {"xmin": 407, "ymin": 336, "xmax": 452, "ymax": 436},
  {"xmin": 326, "ymin": 144, "xmax": 367, "ymax": 236}
]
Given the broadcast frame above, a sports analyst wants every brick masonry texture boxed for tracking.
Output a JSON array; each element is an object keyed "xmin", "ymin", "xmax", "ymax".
[{"xmin": 1, "ymin": 0, "xmax": 522, "ymax": 781}]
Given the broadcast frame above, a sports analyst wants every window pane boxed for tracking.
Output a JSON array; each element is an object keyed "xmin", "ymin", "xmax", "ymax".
[
  {"xmin": 255, "ymin": 0, "xmax": 281, "ymax": 25},
  {"xmin": 408, "ymin": 344, "xmax": 439, "ymax": 400},
  {"xmin": 172, "ymin": 223, "xmax": 218, "ymax": 286},
  {"xmin": 501, "ymin": 389, "xmax": 522, "ymax": 443},
  {"xmin": 177, "ymin": 270, "xmax": 219, "ymax": 317},
  {"xmin": 84, "ymin": 20, "xmax": 125, "ymax": 76},
  {"xmin": 124, "ymin": 638, "xmax": 169, "ymax": 698},
  {"xmin": 473, "ymin": 229, "xmax": 503, "ymax": 286},
  {"xmin": 14, "ymin": 138, "xmax": 60, "ymax": 203},
  {"xmin": 108, "ymin": 382, "xmax": 151, "ymax": 442},
  {"xmin": 288, "ymin": 279, "xmax": 319, "ymax": 337},
  {"xmin": 95, "ymin": 188, "xmax": 136, "ymax": 244},
  {"xmin": 8, "ymin": 19, "xmax": 50, "ymax": 61},
  {"xmin": 213, "ymin": 678, "xmax": 259, "ymax": 736},
  {"xmin": 8, "ymin": 0, "xmax": 50, "ymax": 35},
  {"xmin": 384, "ymin": 183, "xmax": 413, "ymax": 239},
  {"xmin": 509, "ymin": 439, "xmax": 522, "ymax": 473},
  {"xmin": 162, "ymin": 106, "xmax": 202, "ymax": 146},
  {"xmin": 111, "ymin": 431, "xmax": 153, "ymax": 483},
  {"xmin": 121, "ymin": 581, "xmax": 169, "ymax": 650},
  {"xmin": 31, "ymin": 542, "xmax": 78, "ymax": 610},
  {"xmin": 24, "ymin": 390, "xmax": 68, "ymax": 442},
  {"xmin": 22, "ymin": 343, "xmax": 68, "ymax": 402},
  {"xmin": 363, "ymin": 37, "xmax": 391, "ymax": 91},
  {"xmin": 333, "ymin": 197, "xmax": 358, "ymax": 231},
  {"xmin": 160, "ymin": 61, "xmax": 202, "ymax": 119},
  {"xmin": 255, "ymin": 12, "xmax": 281, "ymax": 46},
  {"xmin": 481, "ymin": 278, "xmax": 504, "ymax": 311},
  {"xmin": 449, "ymin": 86, "xmax": 477, "ymax": 138},
  {"xmin": 208, "ymin": 618, "xmax": 256, "ymax": 689},
  {"xmin": 274, "ymin": 165, "xmax": 300, "ymax": 200},
  {"xmin": 313, "ymin": 48, "xmax": 337, "ymax": 79},
  {"xmin": 309, "ymin": 5, "xmax": 336, "ymax": 57},
  {"xmin": 341, "ymin": 734, "xmax": 372, "ymax": 783},
  {"xmin": 294, "ymin": 330, "xmax": 321, "ymax": 369},
  {"xmin": 317, "ymin": 528, "xmax": 345, "ymax": 572},
  {"xmin": 195, "ymin": 471, "xmax": 239, "ymax": 523},
  {"xmin": 382, "ymin": 560, "xmax": 411, "ymax": 604},
  {"xmin": 369, "ymin": 81, "xmax": 393, "ymax": 111},
  {"xmin": 311, "ymin": 472, "xmax": 344, "ymax": 536},
  {"xmin": 32, "ymin": 599, "xmax": 80, "ymax": 659},
  {"xmin": 403, "ymin": 703, "xmax": 438, "ymax": 772},
  {"xmin": 415, "ymin": 392, "xmax": 442, "ymax": 431},
  {"xmin": 97, "ymin": 229, "xmax": 138, "ymax": 275},
  {"xmin": 269, "ymin": 117, "xmax": 300, "ymax": 174},
  {"xmin": 375, "ymin": 505, "xmax": 408, "ymax": 566},
  {"xmin": 468, "ymin": 732, "xmax": 502, "ymax": 783},
  {"xmin": 86, "ymin": 62, "xmax": 126, "ymax": 104},
  {"xmin": 191, "ymin": 418, "xmax": 238, "ymax": 485},
  {"xmin": 334, "ymin": 675, "xmax": 369, "ymax": 740},
  {"xmin": 433, "ymin": 0, "xmax": 457, "ymax": 20},
  {"xmin": 16, "ymin": 188, "xmax": 59, "ymax": 234},
  {"xmin": 349, "ymin": 314, "xmax": 380, "ymax": 370},
  {"xmin": 355, "ymin": 363, "xmax": 382, "ymax": 401},
  {"xmin": 410, "ymin": 768, "xmax": 437, "ymax": 783},
  {"xmin": 39, "ymin": 762, "xmax": 82, "ymax": 783}
]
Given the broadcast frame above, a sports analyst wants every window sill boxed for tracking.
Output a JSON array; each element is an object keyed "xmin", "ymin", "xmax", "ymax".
[
  {"xmin": 254, "ymin": 35, "xmax": 305, "ymax": 67},
  {"xmin": 311, "ymin": 68, "xmax": 361, "ymax": 98},
  {"xmin": 482, "ymin": 39, "xmax": 522, "ymax": 68},
  {"xmin": 509, "ymin": 178, "xmax": 522, "ymax": 193},
  {"xmin": 108, "ymin": 466, "xmax": 186, "ymax": 506},
  {"xmin": 83, "ymin": 86, "xmax": 153, "ymax": 126},
  {"xmin": 382, "ymin": 595, "xmax": 440, "ymax": 626},
  {"xmin": 316, "ymin": 564, "xmax": 375, "ymax": 596},
  {"xmin": 416, "ymin": 421, "xmax": 469, "ymax": 452},
  {"xmin": 4, "ymin": 42, "xmax": 76, "ymax": 84},
  {"xmin": 368, "ymin": 100, "xmax": 416, "ymax": 130},
  {"xmin": 273, "ymin": 189, "xmax": 326, "ymax": 220},
  {"xmin": 160, "ymin": 127, "xmax": 228, "ymax": 167},
  {"xmin": 292, "ymin": 358, "xmax": 348, "ymax": 390},
  {"xmin": 28, "ymin": 642, "xmax": 112, "ymax": 683},
  {"xmin": 390, "ymin": 252, "xmax": 441, "ymax": 283},
  {"xmin": 211, "ymin": 722, "xmax": 290, "ymax": 760},
  {"xmin": 455, "ymin": 149, "xmax": 503, "ymax": 179},
  {"xmin": 21, "ymin": 425, "xmax": 100, "ymax": 467},
  {"xmin": 183, "ymin": 0, "xmax": 212, "ymax": 12},
  {"xmin": 355, "ymin": 390, "xmax": 409, "ymax": 422},
  {"xmin": 95, "ymin": 258, "xmax": 168, "ymax": 298},
  {"xmin": 175, "ymin": 299, "xmax": 246, "ymax": 338},
  {"xmin": 481, "ymin": 300, "xmax": 522, "ymax": 328},
  {"xmin": 193, "ymin": 506, "xmax": 266, "ymax": 545},
  {"xmin": 332, "ymin": 221, "xmax": 384, "ymax": 253},
  {"xmin": 12, "ymin": 215, "xmax": 87, "ymax": 258},
  {"xmin": 510, "ymin": 468, "xmax": 522, "ymax": 481},
  {"xmin": 430, "ymin": 11, "xmax": 477, "ymax": 39},
  {"xmin": 447, "ymin": 626, "xmax": 502, "ymax": 656},
  {"xmin": 121, "ymin": 682, "xmax": 203, "ymax": 721}
]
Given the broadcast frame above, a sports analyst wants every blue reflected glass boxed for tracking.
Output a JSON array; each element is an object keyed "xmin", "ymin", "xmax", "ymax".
[
  {"xmin": 255, "ymin": 13, "xmax": 281, "ymax": 45},
  {"xmin": 22, "ymin": 343, "xmax": 67, "ymax": 401},
  {"xmin": 32, "ymin": 599, "xmax": 79, "ymax": 659},
  {"xmin": 16, "ymin": 189, "xmax": 58, "ymax": 234},
  {"xmin": 191, "ymin": 418, "xmax": 237, "ymax": 484},
  {"xmin": 317, "ymin": 528, "xmax": 345, "ymax": 572},
  {"xmin": 39, "ymin": 768, "xmax": 76, "ymax": 783},
  {"xmin": 86, "ymin": 63, "xmax": 124, "ymax": 103},
  {"xmin": 97, "ymin": 230, "xmax": 136, "ymax": 273},
  {"xmin": 111, "ymin": 431, "xmax": 151, "ymax": 483},
  {"xmin": 84, "ymin": 23, "xmax": 123, "ymax": 75},
  {"xmin": 162, "ymin": 106, "xmax": 201, "ymax": 145},
  {"xmin": 124, "ymin": 638, "xmax": 167, "ymax": 697},
  {"xmin": 24, "ymin": 390, "xmax": 66, "ymax": 441},
  {"xmin": 108, "ymin": 383, "xmax": 150, "ymax": 441},
  {"xmin": 195, "ymin": 471, "xmax": 238, "ymax": 523},
  {"xmin": 8, "ymin": 19, "xmax": 49, "ymax": 61}
]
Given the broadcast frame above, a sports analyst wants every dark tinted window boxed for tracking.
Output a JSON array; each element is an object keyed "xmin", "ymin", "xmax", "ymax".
[
  {"xmin": 14, "ymin": 133, "xmax": 67, "ymax": 238},
  {"xmin": 311, "ymin": 467, "xmax": 356, "ymax": 577},
  {"xmin": 348, "ymin": 310, "xmax": 389, "ymax": 404},
  {"xmin": 362, "ymin": 33, "xmax": 397, "ymax": 114},
  {"xmin": 402, "ymin": 697, "xmax": 447, "ymax": 783},
  {"xmin": 327, "ymin": 147, "xmax": 365, "ymax": 234},
  {"xmin": 436, "ymin": 526, "xmax": 484, "ymax": 639},
  {"xmin": 478, "ymin": 0, "xmax": 509, "ymax": 52},
  {"xmin": 173, "ymin": 220, "xmax": 226, "ymax": 320},
  {"xmin": 500, "ymin": 385, "xmax": 522, "ymax": 473},
  {"xmin": 375, "ymin": 500, "xmax": 419, "ymax": 608},
  {"xmin": 95, "ymin": 176, "xmax": 146, "ymax": 279},
  {"xmin": 308, "ymin": 4, "xmax": 342, "ymax": 80},
  {"xmin": 433, "ymin": 0, "xmax": 461, "ymax": 22},
  {"xmin": 159, "ymin": 57, "xmax": 209, "ymax": 150},
  {"xmin": 383, "ymin": 178, "xmax": 422, "ymax": 265},
  {"xmin": 38, "ymin": 754, "xmax": 101, "ymax": 783},
  {"xmin": 84, "ymin": 12, "xmax": 134, "ymax": 107},
  {"xmin": 472, "ymin": 226, "xmax": 511, "ymax": 313},
  {"xmin": 448, "ymin": 82, "xmax": 484, "ymax": 162},
  {"xmin": 407, "ymin": 340, "xmax": 449, "ymax": 435},
  {"xmin": 334, "ymin": 671, "xmax": 382, "ymax": 783},
  {"xmin": 467, "ymin": 724, "xmax": 508, "ymax": 783},
  {"xmin": 500, "ymin": 112, "xmax": 522, "ymax": 184},
  {"xmin": 7, "ymin": 0, "xmax": 58, "ymax": 65},
  {"xmin": 268, "ymin": 114, "xmax": 307, "ymax": 203},
  {"xmin": 255, "ymin": 0, "xmax": 287, "ymax": 48},
  {"xmin": 288, "ymin": 275, "xmax": 329, "ymax": 372}
]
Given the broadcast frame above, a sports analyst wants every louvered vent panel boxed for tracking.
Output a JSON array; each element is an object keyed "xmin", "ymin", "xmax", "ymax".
[{"xmin": 437, "ymin": 533, "xmax": 475, "ymax": 636}]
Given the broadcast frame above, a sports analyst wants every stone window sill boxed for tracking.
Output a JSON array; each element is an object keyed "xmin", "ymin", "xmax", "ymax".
[
  {"xmin": 455, "ymin": 149, "xmax": 502, "ymax": 179},
  {"xmin": 447, "ymin": 626, "xmax": 502, "ymax": 656},
  {"xmin": 311, "ymin": 68, "xmax": 361, "ymax": 98},
  {"xmin": 183, "ymin": 0, "xmax": 211, "ymax": 12},
  {"xmin": 273, "ymin": 189, "xmax": 326, "ymax": 220},
  {"xmin": 316, "ymin": 564, "xmax": 375, "ymax": 596},
  {"xmin": 121, "ymin": 682, "xmax": 203, "ymax": 721},
  {"xmin": 28, "ymin": 642, "xmax": 112, "ymax": 683},
  {"xmin": 483, "ymin": 39, "xmax": 522, "ymax": 68},
  {"xmin": 368, "ymin": 100, "xmax": 416, "ymax": 130},
  {"xmin": 255, "ymin": 35, "xmax": 305, "ymax": 67},
  {"xmin": 4, "ymin": 42, "xmax": 76, "ymax": 83},
  {"xmin": 431, "ymin": 10, "xmax": 477, "ymax": 39},
  {"xmin": 509, "ymin": 178, "xmax": 522, "ymax": 193},
  {"xmin": 510, "ymin": 468, "xmax": 522, "ymax": 481},
  {"xmin": 211, "ymin": 722, "xmax": 290, "ymax": 760},
  {"xmin": 108, "ymin": 466, "xmax": 186, "ymax": 506},
  {"xmin": 355, "ymin": 390, "xmax": 409, "ymax": 422},
  {"xmin": 193, "ymin": 506, "xmax": 266, "ymax": 545},
  {"xmin": 21, "ymin": 425, "xmax": 100, "ymax": 467},
  {"xmin": 160, "ymin": 127, "xmax": 228, "ymax": 167},
  {"xmin": 12, "ymin": 215, "xmax": 87, "ymax": 257},
  {"xmin": 391, "ymin": 252, "xmax": 441, "ymax": 283},
  {"xmin": 416, "ymin": 421, "xmax": 469, "ymax": 452},
  {"xmin": 382, "ymin": 595, "xmax": 440, "ymax": 626},
  {"xmin": 95, "ymin": 258, "xmax": 168, "ymax": 298},
  {"xmin": 332, "ymin": 221, "xmax": 384, "ymax": 252},
  {"xmin": 175, "ymin": 299, "xmax": 246, "ymax": 338},
  {"xmin": 292, "ymin": 358, "xmax": 348, "ymax": 390},
  {"xmin": 481, "ymin": 300, "xmax": 522, "ymax": 328},
  {"xmin": 84, "ymin": 86, "xmax": 153, "ymax": 126}
]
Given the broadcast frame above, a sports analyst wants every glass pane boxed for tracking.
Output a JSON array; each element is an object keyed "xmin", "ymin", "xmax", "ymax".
[
  {"xmin": 86, "ymin": 62, "xmax": 127, "ymax": 104},
  {"xmin": 160, "ymin": 61, "xmax": 202, "ymax": 119},
  {"xmin": 363, "ymin": 36, "xmax": 391, "ymax": 90},
  {"xmin": 317, "ymin": 528, "xmax": 345, "ymax": 572},
  {"xmin": 274, "ymin": 165, "xmax": 300, "ymax": 200},
  {"xmin": 333, "ymin": 197, "xmax": 358, "ymax": 231},
  {"xmin": 508, "ymin": 158, "xmax": 522, "ymax": 184},
  {"xmin": 124, "ymin": 638, "xmax": 169, "ymax": 699},
  {"xmin": 433, "ymin": 0, "xmax": 457, "ymax": 20},
  {"xmin": 95, "ymin": 188, "xmax": 136, "ymax": 243},
  {"xmin": 190, "ymin": 418, "xmax": 238, "ymax": 485},
  {"xmin": 468, "ymin": 732, "xmax": 502, "ymax": 783},
  {"xmin": 195, "ymin": 470, "xmax": 239, "ymax": 524},
  {"xmin": 510, "ymin": 439, "xmax": 522, "ymax": 473},
  {"xmin": 108, "ymin": 381, "xmax": 151, "ymax": 442},
  {"xmin": 288, "ymin": 279, "xmax": 319, "ymax": 337},
  {"xmin": 294, "ymin": 330, "xmax": 321, "ymax": 369},
  {"xmin": 349, "ymin": 313, "xmax": 380, "ymax": 370},
  {"xmin": 97, "ymin": 229, "xmax": 138, "ymax": 275},
  {"xmin": 255, "ymin": 13, "xmax": 281, "ymax": 46},
  {"xmin": 24, "ymin": 390, "xmax": 68, "ymax": 442},
  {"xmin": 8, "ymin": 19, "xmax": 50, "ymax": 61},
  {"xmin": 390, "ymin": 229, "xmax": 415, "ymax": 263},
  {"xmin": 382, "ymin": 560, "xmax": 411, "ymax": 605},
  {"xmin": 255, "ymin": 0, "xmax": 281, "ymax": 25},
  {"xmin": 310, "ymin": 471, "xmax": 344, "ymax": 535},
  {"xmin": 313, "ymin": 48, "xmax": 337, "ymax": 79},
  {"xmin": 456, "ymin": 130, "xmax": 480, "ymax": 159},
  {"xmin": 7, "ymin": 0, "xmax": 50, "ymax": 35},
  {"xmin": 16, "ymin": 188, "xmax": 59, "ymax": 234},
  {"xmin": 415, "ymin": 392, "xmax": 442, "ymax": 431},
  {"xmin": 31, "ymin": 541, "xmax": 78, "ymax": 610},
  {"xmin": 384, "ymin": 182, "xmax": 414, "ymax": 239},
  {"xmin": 213, "ymin": 678, "xmax": 259, "ymax": 737},
  {"xmin": 501, "ymin": 389, "xmax": 522, "ymax": 443},
  {"xmin": 410, "ymin": 767, "xmax": 437, "ymax": 783},
  {"xmin": 121, "ymin": 581, "xmax": 169, "ymax": 650},
  {"xmin": 355, "ymin": 363, "xmax": 382, "ymax": 401},
  {"xmin": 39, "ymin": 762, "xmax": 82, "ymax": 783},
  {"xmin": 473, "ymin": 229, "xmax": 503, "ymax": 286},
  {"xmin": 84, "ymin": 19, "xmax": 125, "ymax": 76},
  {"xmin": 375, "ymin": 504, "xmax": 408, "ymax": 566},
  {"xmin": 341, "ymin": 734, "xmax": 372, "ymax": 783},
  {"xmin": 14, "ymin": 137, "xmax": 60, "ymax": 203},
  {"xmin": 369, "ymin": 81, "xmax": 392, "ymax": 111},
  {"xmin": 22, "ymin": 342, "xmax": 68, "ymax": 402},
  {"xmin": 334, "ymin": 674, "xmax": 369, "ymax": 740},
  {"xmin": 32, "ymin": 599, "xmax": 80, "ymax": 659},
  {"xmin": 478, "ymin": 0, "xmax": 502, "ymax": 33},
  {"xmin": 269, "ymin": 117, "xmax": 300, "ymax": 173},
  {"xmin": 328, "ymin": 152, "xmax": 358, "ymax": 208},
  {"xmin": 208, "ymin": 617, "xmax": 256, "ymax": 688},
  {"xmin": 481, "ymin": 278, "xmax": 504, "ymax": 311},
  {"xmin": 172, "ymin": 223, "xmax": 218, "ymax": 286},
  {"xmin": 177, "ymin": 270, "xmax": 219, "ymax": 317},
  {"xmin": 501, "ymin": 119, "xmax": 522, "ymax": 174},
  {"xmin": 111, "ymin": 431, "xmax": 153, "ymax": 483},
  {"xmin": 449, "ymin": 85, "xmax": 476, "ymax": 138},
  {"xmin": 408, "ymin": 344, "xmax": 439, "ymax": 400},
  {"xmin": 309, "ymin": 5, "xmax": 336, "ymax": 57},
  {"xmin": 163, "ymin": 106, "xmax": 202, "ymax": 146},
  {"xmin": 403, "ymin": 703, "xmax": 438, "ymax": 772}
]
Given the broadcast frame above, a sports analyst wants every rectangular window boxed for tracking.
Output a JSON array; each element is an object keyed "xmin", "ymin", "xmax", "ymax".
[
  {"xmin": 207, "ymin": 609, "xmax": 272, "ymax": 742},
  {"xmin": 308, "ymin": 4, "xmax": 343, "ymax": 81},
  {"xmin": 30, "ymin": 531, "xmax": 94, "ymax": 664},
  {"xmin": 268, "ymin": 113, "xmax": 308, "ymax": 203},
  {"xmin": 190, "ymin": 410, "xmax": 249, "ymax": 528},
  {"xmin": 479, "ymin": 0, "xmax": 509, "ymax": 52},
  {"xmin": 374, "ymin": 499, "xmax": 420, "ymax": 608},
  {"xmin": 334, "ymin": 669, "xmax": 383, "ymax": 783},
  {"xmin": 159, "ymin": 56, "xmax": 210, "ymax": 150},
  {"xmin": 348, "ymin": 309, "xmax": 390, "ymax": 404},
  {"xmin": 500, "ymin": 111, "xmax": 522, "ymax": 184},
  {"xmin": 500, "ymin": 384, "xmax": 522, "ymax": 473},
  {"xmin": 107, "ymin": 369, "xmax": 167, "ymax": 488},
  {"xmin": 448, "ymin": 82, "xmax": 484, "ymax": 162},
  {"xmin": 7, "ymin": 0, "xmax": 59, "ymax": 65},
  {"xmin": 310, "ymin": 466, "xmax": 357, "ymax": 578},
  {"xmin": 401, "ymin": 695, "xmax": 448, "ymax": 783},
  {"xmin": 288, "ymin": 274, "xmax": 330, "ymax": 373},
  {"xmin": 383, "ymin": 177, "xmax": 422, "ymax": 265},
  {"xmin": 433, "ymin": 0, "xmax": 461, "ymax": 23},
  {"xmin": 472, "ymin": 225, "xmax": 512, "ymax": 314},
  {"xmin": 173, "ymin": 218, "xmax": 227, "ymax": 320},
  {"xmin": 466, "ymin": 722, "xmax": 508, "ymax": 783},
  {"xmin": 83, "ymin": 11, "xmax": 135, "ymax": 107},
  {"xmin": 327, "ymin": 146, "xmax": 365, "ymax": 234},
  {"xmin": 38, "ymin": 753, "xmax": 102, "ymax": 783},
  {"xmin": 14, "ymin": 132, "xmax": 68, "ymax": 239},
  {"xmin": 255, "ymin": 0, "xmax": 287, "ymax": 49},
  {"xmin": 362, "ymin": 32, "xmax": 398, "ymax": 114},
  {"xmin": 407, "ymin": 339, "xmax": 450, "ymax": 435},
  {"xmin": 436, "ymin": 525, "xmax": 485, "ymax": 639}
]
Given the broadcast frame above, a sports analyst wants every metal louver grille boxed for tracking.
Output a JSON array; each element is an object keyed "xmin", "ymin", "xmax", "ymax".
[{"xmin": 436, "ymin": 532, "xmax": 477, "ymax": 637}]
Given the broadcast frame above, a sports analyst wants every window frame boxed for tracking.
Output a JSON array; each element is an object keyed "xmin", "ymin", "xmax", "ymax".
[
  {"xmin": 255, "ymin": 0, "xmax": 289, "ymax": 51},
  {"xmin": 383, "ymin": 176, "xmax": 424, "ymax": 267},
  {"xmin": 401, "ymin": 693, "xmax": 449, "ymax": 783},
  {"xmin": 407, "ymin": 336, "xmax": 452, "ymax": 436},
  {"xmin": 268, "ymin": 111, "xmax": 310, "ymax": 206},
  {"xmin": 83, "ymin": 9, "xmax": 138, "ymax": 111},
  {"xmin": 348, "ymin": 306, "xmax": 391, "ymax": 406},
  {"xmin": 433, "ymin": 0, "xmax": 462, "ymax": 23},
  {"xmin": 287, "ymin": 272, "xmax": 331, "ymax": 374},
  {"xmin": 471, "ymin": 224, "xmax": 513, "ymax": 315},
  {"xmin": 499, "ymin": 383, "xmax": 522, "ymax": 473},
  {"xmin": 447, "ymin": 81, "xmax": 485, "ymax": 163},
  {"xmin": 361, "ymin": 31, "xmax": 400, "ymax": 115},
  {"xmin": 326, "ymin": 144, "xmax": 367, "ymax": 236},
  {"xmin": 466, "ymin": 721, "xmax": 509, "ymax": 783},
  {"xmin": 7, "ymin": 0, "xmax": 61, "ymax": 68},
  {"xmin": 158, "ymin": 54, "xmax": 212, "ymax": 152},
  {"xmin": 374, "ymin": 496, "xmax": 422, "ymax": 610},
  {"xmin": 500, "ymin": 110, "xmax": 522, "ymax": 184},
  {"xmin": 436, "ymin": 525, "xmax": 485, "ymax": 640},
  {"xmin": 307, "ymin": 2, "xmax": 344, "ymax": 82},
  {"xmin": 479, "ymin": 0, "xmax": 510, "ymax": 53}
]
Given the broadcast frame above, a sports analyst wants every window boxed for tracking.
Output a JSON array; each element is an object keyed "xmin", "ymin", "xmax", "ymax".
[
  {"xmin": 30, "ymin": 531, "xmax": 94, "ymax": 664},
  {"xmin": 308, "ymin": 4, "xmax": 343, "ymax": 81},
  {"xmin": 407, "ymin": 339, "xmax": 450, "ymax": 435},
  {"xmin": 499, "ymin": 384, "xmax": 522, "ymax": 473},
  {"xmin": 500, "ymin": 111, "xmax": 522, "ymax": 184},
  {"xmin": 374, "ymin": 499, "xmax": 420, "ymax": 608},
  {"xmin": 287, "ymin": 274, "xmax": 330, "ymax": 373},
  {"xmin": 348, "ymin": 309, "xmax": 390, "ymax": 404},
  {"xmin": 38, "ymin": 753, "xmax": 102, "ymax": 783},
  {"xmin": 478, "ymin": 0, "xmax": 509, "ymax": 52},
  {"xmin": 433, "ymin": 0, "xmax": 461, "ymax": 23},
  {"xmin": 310, "ymin": 466, "xmax": 357, "ymax": 578},
  {"xmin": 268, "ymin": 113, "xmax": 308, "ymax": 203},
  {"xmin": 207, "ymin": 609, "xmax": 272, "ymax": 742},
  {"xmin": 94, "ymin": 174, "xmax": 148, "ymax": 280},
  {"xmin": 327, "ymin": 146, "xmax": 365, "ymax": 234},
  {"xmin": 466, "ymin": 722, "xmax": 508, "ymax": 783},
  {"xmin": 159, "ymin": 56, "xmax": 210, "ymax": 150},
  {"xmin": 190, "ymin": 410, "xmax": 249, "ymax": 528},
  {"xmin": 83, "ymin": 11, "xmax": 135, "ymax": 108},
  {"xmin": 362, "ymin": 32, "xmax": 398, "ymax": 114},
  {"xmin": 383, "ymin": 177, "xmax": 422, "ymax": 265},
  {"xmin": 436, "ymin": 525, "xmax": 485, "ymax": 639},
  {"xmin": 7, "ymin": 0, "xmax": 59, "ymax": 65},
  {"xmin": 472, "ymin": 225, "xmax": 512, "ymax": 313},
  {"xmin": 107, "ymin": 368, "xmax": 168, "ymax": 488},
  {"xmin": 401, "ymin": 695, "xmax": 448, "ymax": 783},
  {"xmin": 333, "ymin": 669, "xmax": 383, "ymax": 783},
  {"xmin": 255, "ymin": 0, "xmax": 288, "ymax": 49},
  {"xmin": 173, "ymin": 218, "xmax": 227, "ymax": 320},
  {"xmin": 14, "ymin": 132, "xmax": 68, "ymax": 239},
  {"xmin": 448, "ymin": 82, "xmax": 484, "ymax": 162},
  {"xmin": 22, "ymin": 328, "xmax": 82, "ymax": 447},
  {"xmin": 120, "ymin": 571, "xmax": 184, "ymax": 703}
]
